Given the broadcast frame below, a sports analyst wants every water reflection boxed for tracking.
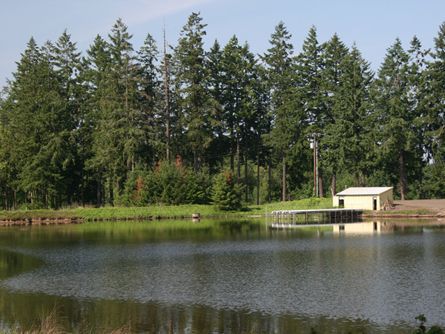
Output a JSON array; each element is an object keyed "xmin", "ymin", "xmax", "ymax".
[
  {"xmin": 0, "ymin": 220, "xmax": 443, "ymax": 333},
  {"xmin": 333, "ymin": 221, "xmax": 445, "ymax": 235}
]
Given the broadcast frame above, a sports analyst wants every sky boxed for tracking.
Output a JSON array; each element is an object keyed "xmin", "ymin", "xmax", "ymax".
[{"xmin": 1, "ymin": 0, "xmax": 445, "ymax": 87}]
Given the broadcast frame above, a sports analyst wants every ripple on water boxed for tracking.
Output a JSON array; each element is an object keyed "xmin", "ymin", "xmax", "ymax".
[{"xmin": 2, "ymin": 229, "xmax": 445, "ymax": 328}]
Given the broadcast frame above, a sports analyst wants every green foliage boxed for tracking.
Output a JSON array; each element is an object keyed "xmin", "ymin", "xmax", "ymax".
[
  {"xmin": 173, "ymin": 12, "xmax": 213, "ymax": 169},
  {"xmin": 212, "ymin": 171, "xmax": 243, "ymax": 210},
  {"xmin": 119, "ymin": 162, "xmax": 211, "ymax": 206},
  {"xmin": 414, "ymin": 315, "xmax": 444, "ymax": 334},
  {"xmin": 322, "ymin": 46, "xmax": 374, "ymax": 187},
  {"xmin": 1, "ymin": 15, "xmax": 445, "ymax": 210},
  {"xmin": 420, "ymin": 163, "xmax": 445, "ymax": 199}
]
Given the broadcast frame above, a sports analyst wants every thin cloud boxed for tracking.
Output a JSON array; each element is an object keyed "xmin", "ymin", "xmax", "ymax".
[{"xmin": 119, "ymin": 0, "xmax": 215, "ymax": 25}]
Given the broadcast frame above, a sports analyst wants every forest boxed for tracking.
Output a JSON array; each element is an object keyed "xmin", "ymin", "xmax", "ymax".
[{"xmin": 0, "ymin": 12, "xmax": 444, "ymax": 209}]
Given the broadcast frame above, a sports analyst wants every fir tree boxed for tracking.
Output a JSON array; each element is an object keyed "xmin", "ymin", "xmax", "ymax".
[
  {"xmin": 319, "ymin": 34, "xmax": 349, "ymax": 195},
  {"xmin": 3, "ymin": 38, "xmax": 70, "ymax": 207},
  {"xmin": 323, "ymin": 46, "xmax": 374, "ymax": 188},
  {"xmin": 136, "ymin": 33, "xmax": 162, "ymax": 163},
  {"xmin": 262, "ymin": 22, "xmax": 298, "ymax": 201},
  {"xmin": 173, "ymin": 12, "xmax": 213, "ymax": 170},
  {"xmin": 373, "ymin": 39, "xmax": 422, "ymax": 199}
]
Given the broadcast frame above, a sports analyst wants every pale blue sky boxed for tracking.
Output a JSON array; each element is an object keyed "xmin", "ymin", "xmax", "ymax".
[{"xmin": 1, "ymin": 0, "xmax": 444, "ymax": 87}]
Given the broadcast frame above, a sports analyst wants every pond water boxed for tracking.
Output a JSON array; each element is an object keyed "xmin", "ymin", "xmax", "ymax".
[{"xmin": 0, "ymin": 219, "xmax": 444, "ymax": 333}]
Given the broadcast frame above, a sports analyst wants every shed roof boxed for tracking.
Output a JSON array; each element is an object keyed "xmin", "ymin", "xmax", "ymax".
[{"xmin": 336, "ymin": 187, "xmax": 393, "ymax": 196}]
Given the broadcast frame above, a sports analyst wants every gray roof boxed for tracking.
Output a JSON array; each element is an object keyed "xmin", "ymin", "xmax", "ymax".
[{"xmin": 336, "ymin": 187, "xmax": 393, "ymax": 196}]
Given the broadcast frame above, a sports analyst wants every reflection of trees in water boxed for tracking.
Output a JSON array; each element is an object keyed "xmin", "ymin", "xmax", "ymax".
[
  {"xmin": 0, "ymin": 291, "xmax": 411, "ymax": 333},
  {"xmin": 0, "ymin": 220, "xmax": 442, "ymax": 333},
  {"xmin": 0, "ymin": 249, "xmax": 42, "ymax": 280}
]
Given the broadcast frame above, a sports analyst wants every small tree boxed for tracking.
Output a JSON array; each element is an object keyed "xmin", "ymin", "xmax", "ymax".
[{"xmin": 212, "ymin": 171, "xmax": 243, "ymax": 210}]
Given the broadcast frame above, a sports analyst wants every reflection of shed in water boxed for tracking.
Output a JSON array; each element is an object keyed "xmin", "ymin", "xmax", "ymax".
[{"xmin": 333, "ymin": 222, "xmax": 382, "ymax": 234}]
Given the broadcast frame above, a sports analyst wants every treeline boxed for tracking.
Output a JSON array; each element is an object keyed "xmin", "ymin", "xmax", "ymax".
[{"xmin": 0, "ymin": 12, "xmax": 444, "ymax": 209}]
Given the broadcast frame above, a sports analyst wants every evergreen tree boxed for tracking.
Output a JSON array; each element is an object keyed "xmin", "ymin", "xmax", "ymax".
[
  {"xmin": 420, "ymin": 24, "xmax": 445, "ymax": 198},
  {"xmin": 82, "ymin": 35, "xmax": 112, "ymax": 205},
  {"xmin": 296, "ymin": 26, "xmax": 326, "ymax": 196},
  {"xmin": 207, "ymin": 39, "xmax": 227, "ymax": 168},
  {"xmin": 173, "ymin": 12, "xmax": 213, "ymax": 170},
  {"xmin": 262, "ymin": 22, "xmax": 300, "ymax": 201},
  {"xmin": 322, "ymin": 46, "xmax": 374, "ymax": 188},
  {"xmin": 136, "ymin": 33, "xmax": 162, "ymax": 163},
  {"xmin": 373, "ymin": 39, "xmax": 422, "ymax": 199},
  {"xmin": 319, "ymin": 34, "xmax": 349, "ymax": 195},
  {"xmin": 424, "ymin": 24, "xmax": 445, "ymax": 163},
  {"xmin": 47, "ymin": 30, "xmax": 83, "ymax": 203},
  {"xmin": 212, "ymin": 170, "xmax": 243, "ymax": 210},
  {"xmin": 2, "ymin": 38, "xmax": 71, "ymax": 207},
  {"xmin": 88, "ymin": 19, "xmax": 144, "ymax": 204},
  {"xmin": 297, "ymin": 26, "xmax": 325, "ymax": 131}
]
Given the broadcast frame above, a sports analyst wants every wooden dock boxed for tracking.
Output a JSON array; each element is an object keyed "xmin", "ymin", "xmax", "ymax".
[{"xmin": 270, "ymin": 208, "xmax": 362, "ymax": 227}]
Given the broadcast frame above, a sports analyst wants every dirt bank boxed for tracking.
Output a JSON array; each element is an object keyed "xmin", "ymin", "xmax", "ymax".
[{"xmin": 393, "ymin": 199, "xmax": 445, "ymax": 215}]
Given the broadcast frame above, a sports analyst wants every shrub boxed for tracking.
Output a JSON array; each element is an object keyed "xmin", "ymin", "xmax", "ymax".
[
  {"xmin": 212, "ymin": 171, "xmax": 243, "ymax": 210},
  {"xmin": 120, "ymin": 162, "xmax": 212, "ymax": 206}
]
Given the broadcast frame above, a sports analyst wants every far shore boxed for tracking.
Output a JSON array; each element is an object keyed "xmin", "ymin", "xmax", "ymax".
[{"xmin": 0, "ymin": 198, "xmax": 444, "ymax": 227}]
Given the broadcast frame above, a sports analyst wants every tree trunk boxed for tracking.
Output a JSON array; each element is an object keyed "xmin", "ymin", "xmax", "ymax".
[
  {"xmin": 96, "ymin": 179, "xmax": 102, "ymax": 207},
  {"xmin": 268, "ymin": 159, "xmax": 272, "ymax": 203},
  {"xmin": 318, "ymin": 174, "xmax": 324, "ymax": 197},
  {"xmin": 257, "ymin": 154, "xmax": 260, "ymax": 205},
  {"xmin": 230, "ymin": 129, "xmax": 234, "ymax": 173},
  {"xmin": 399, "ymin": 150, "xmax": 407, "ymax": 200},
  {"xmin": 244, "ymin": 153, "xmax": 248, "ymax": 202},
  {"xmin": 236, "ymin": 136, "xmax": 241, "ymax": 182},
  {"xmin": 331, "ymin": 174, "xmax": 337, "ymax": 197},
  {"xmin": 282, "ymin": 156, "xmax": 286, "ymax": 202},
  {"xmin": 108, "ymin": 177, "xmax": 114, "ymax": 206}
]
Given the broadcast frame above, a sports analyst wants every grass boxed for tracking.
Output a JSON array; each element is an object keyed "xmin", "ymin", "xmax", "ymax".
[
  {"xmin": 3, "ymin": 310, "xmax": 132, "ymax": 334},
  {"xmin": 0, "ymin": 198, "xmax": 333, "ymax": 221},
  {"xmin": 0, "ymin": 197, "xmax": 439, "ymax": 221},
  {"xmin": 362, "ymin": 208, "xmax": 436, "ymax": 216}
]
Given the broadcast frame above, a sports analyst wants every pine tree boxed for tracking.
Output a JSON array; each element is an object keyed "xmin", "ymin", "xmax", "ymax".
[
  {"xmin": 296, "ymin": 26, "xmax": 326, "ymax": 197},
  {"xmin": 47, "ymin": 30, "xmax": 83, "ymax": 204},
  {"xmin": 136, "ymin": 33, "xmax": 161, "ymax": 163},
  {"xmin": 297, "ymin": 26, "xmax": 325, "ymax": 131},
  {"xmin": 207, "ymin": 39, "xmax": 227, "ymax": 168},
  {"xmin": 3, "ymin": 38, "xmax": 71, "ymax": 207},
  {"xmin": 81, "ymin": 35, "xmax": 112, "ymax": 205},
  {"xmin": 373, "ymin": 39, "xmax": 422, "ymax": 199},
  {"xmin": 88, "ymin": 19, "xmax": 143, "ymax": 204},
  {"xmin": 424, "ymin": 24, "xmax": 445, "ymax": 163},
  {"xmin": 323, "ymin": 46, "xmax": 374, "ymax": 188},
  {"xmin": 173, "ymin": 12, "xmax": 213, "ymax": 170},
  {"xmin": 319, "ymin": 34, "xmax": 349, "ymax": 195},
  {"xmin": 262, "ymin": 22, "xmax": 301, "ymax": 201},
  {"xmin": 420, "ymin": 24, "xmax": 445, "ymax": 198}
]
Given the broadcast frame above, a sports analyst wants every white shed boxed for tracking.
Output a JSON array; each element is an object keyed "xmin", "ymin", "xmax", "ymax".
[{"xmin": 333, "ymin": 187, "xmax": 393, "ymax": 211}]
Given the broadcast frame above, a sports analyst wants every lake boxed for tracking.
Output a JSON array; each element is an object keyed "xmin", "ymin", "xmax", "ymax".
[{"xmin": 0, "ymin": 219, "xmax": 444, "ymax": 333}]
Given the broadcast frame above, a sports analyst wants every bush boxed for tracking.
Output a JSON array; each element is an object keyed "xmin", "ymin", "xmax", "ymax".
[
  {"xmin": 414, "ymin": 315, "xmax": 444, "ymax": 334},
  {"xmin": 212, "ymin": 171, "xmax": 243, "ymax": 210},
  {"xmin": 119, "ymin": 162, "xmax": 212, "ymax": 206}
]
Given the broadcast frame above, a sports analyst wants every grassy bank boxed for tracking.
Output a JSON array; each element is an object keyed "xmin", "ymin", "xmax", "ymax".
[
  {"xmin": 0, "ymin": 198, "xmax": 332, "ymax": 221},
  {"xmin": 362, "ymin": 208, "xmax": 437, "ymax": 217}
]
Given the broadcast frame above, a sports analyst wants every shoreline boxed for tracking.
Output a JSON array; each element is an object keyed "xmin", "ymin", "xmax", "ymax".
[
  {"xmin": 0, "ymin": 211, "xmax": 443, "ymax": 227},
  {"xmin": 1, "ymin": 198, "xmax": 443, "ymax": 227}
]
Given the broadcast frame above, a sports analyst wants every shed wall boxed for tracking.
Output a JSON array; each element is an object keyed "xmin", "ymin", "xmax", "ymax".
[{"xmin": 343, "ymin": 196, "xmax": 375, "ymax": 210}]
